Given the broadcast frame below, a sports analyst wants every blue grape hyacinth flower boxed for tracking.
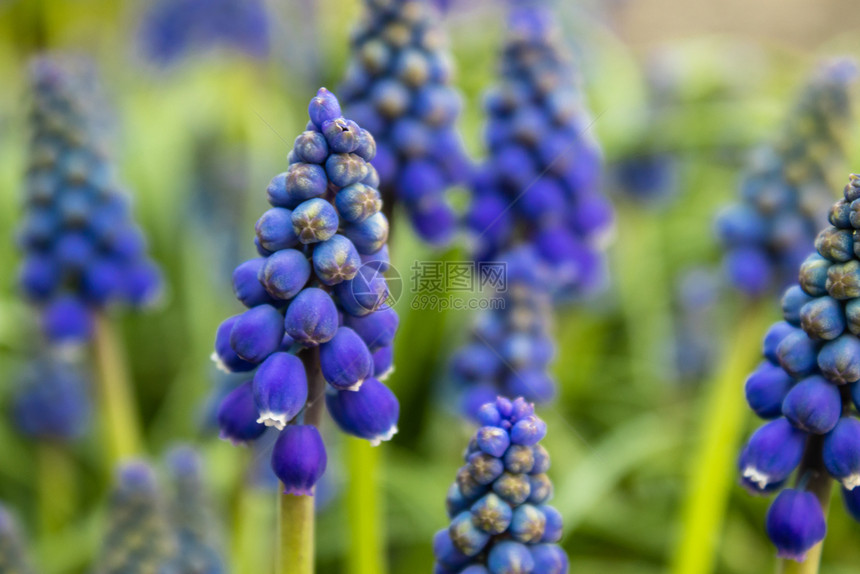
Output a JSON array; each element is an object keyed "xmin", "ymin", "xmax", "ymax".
[
  {"xmin": 717, "ymin": 59, "xmax": 856, "ymax": 297},
  {"xmin": 11, "ymin": 355, "xmax": 90, "ymax": 442},
  {"xmin": 140, "ymin": 0, "xmax": 270, "ymax": 65},
  {"xmin": 738, "ymin": 174, "xmax": 860, "ymax": 560},
  {"xmin": 163, "ymin": 446, "xmax": 226, "ymax": 574},
  {"xmin": 17, "ymin": 56, "xmax": 162, "ymax": 346},
  {"xmin": 434, "ymin": 397, "xmax": 568, "ymax": 574},
  {"xmin": 340, "ymin": 0, "xmax": 471, "ymax": 246},
  {"xmin": 96, "ymin": 461, "xmax": 177, "ymax": 573},
  {"xmin": 212, "ymin": 88, "xmax": 400, "ymax": 495},
  {"xmin": 465, "ymin": 2, "xmax": 613, "ymax": 298},
  {"xmin": 450, "ymin": 246, "xmax": 556, "ymax": 420}
]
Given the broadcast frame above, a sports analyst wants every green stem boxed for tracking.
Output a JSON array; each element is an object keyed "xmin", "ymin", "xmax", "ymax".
[
  {"xmin": 670, "ymin": 301, "xmax": 770, "ymax": 574},
  {"xmin": 93, "ymin": 314, "xmax": 143, "ymax": 466},
  {"xmin": 277, "ymin": 348, "xmax": 324, "ymax": 574},
  {"xmin": 346, "ymin": 437, "xmax": 385, "ymax": 574},
  {"xmin": 37, "ymin": 443, "xmax": 76, "ymax": 536}
]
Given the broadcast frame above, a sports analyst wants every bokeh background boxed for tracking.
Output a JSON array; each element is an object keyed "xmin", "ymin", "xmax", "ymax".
[{"xmin": 2, "ymin": 0, "xmax": 860, "ymax": 572}]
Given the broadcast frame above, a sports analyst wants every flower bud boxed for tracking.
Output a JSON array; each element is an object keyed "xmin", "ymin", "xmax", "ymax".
[
  {"xmin": 470, "ymin": 493, "xmax": 513, "ymax": 535},
  {"xmin": 476, "ymin": 426, "xmax": 511, "ymax": 458},
  {"xmin": 283, "ymin": 163, "xmax": 328, "ymax": 207},
  {"xmin": 530, "ymin": 544, "xmax": 568, "ymax": 574},
  {"xmin": 344, "ymin": 211, "xmax": 389, "ymax": 254},
  {"xmin": 309, "ymin": 88, "xmax": 342, "ymax": 128},
  {"xmin": 509, "ymin": 504, "xmax": 546, "ymax": 543},
  {"xmin": 291, "ymin": 198, "xmax": 339, "ymax": 244},
  {"xmin": 256, "ymin": 207, "xmax": 299, "ymax": 252},
  {"xmin": 781, "ymin": 376, "xmax": 841, "ymax": 434},
  {"xmin": 449, "ymin": 511, "xmax": 490, "ymax": 556},
  {"xmin": 738, "ymin": 418, "xmax": 806, "ymax": 493},
  {"xmin": 320, "ymin": 327, "xmax": 373, "ymax": 390},
  {"xmin": 433, "ymin": 529, "xmax": 470, "ymax": 571},
  {"xmin": 372, "ymin": 345, "xmax": 394, "ymax": 379},
  {"xmin": 815, "ymin": 227, "xmax": 854, "ymax": 261},
  {"xmin": 344, "ymin": 307, "xmax": 399, "ymax": 350},
  {"xmin": 745, "ymin": 361, "xmax": 793, "ymax": 419},
  {"xmin": 217, "ymin": 382, "xmax": 266, "ymax": 444},
  {"xmin": 776, "ymin": 329, "xmax": 820, "ymax": 377},
  {"xmin": 818, "ymin": 333, "xmax": 860, "ymax": 384},
  {"xmin": 232, "ymin": 258, "xmax": 275, "ymax": 308},
  {"xmin": 800, "ymin": 296, "xmax": 846, "ymax": 340},
  {"xmin": 782, "ymin": 286, "xmax": 815, "ymax": 326},
  {"xmin": 799, "ymin": 253, "xmax": 830, "ymax": 297},
  {"xmin": 260, "ymin": 249, "xmax": 311, "ymax": 300},
  {"xmin": 42, "ymin": 295, "xmax": 92, "ymax": 344},
  {"xmin": 487, "ymin": 541, "xmax": 534, "ymax": 574},
  {"xmin": 823, "ymin": 416, "xmax": 860, "ymax": 489},
  {"xmin": 229, "ymin": 304, "xmax": 285, "ymax": 364},
  {"xmin": 335, "ymin": 183, "xmax": 382, "ymax": 223},
  {"xmin": 510, "ymin": 416, "xmax": 547, "ymax": 446},
  {"xmin": 252, "ymin": 352, "xmax": 308, "ymax": 430},
  {"xmin": 326, "ymin": 153, "xmax": 368, "ymax": 188},
  {"xmin": 312, "ymin": 235, "xmax": 361, "ymax": 286},
  {"xmin": 271, "ymin": 425, "xmax": 327, "ymax": 496},
  {"xmin": 283, "ymin": 288, "xmax": 339, "ymax": 347},
  {"xmin": 325, "ymin": 377, "xmax": 399, "ymax": 445},
  {"xmin": 766, "ymin": 489, "xmax": 826, "ymax": 562},
  {"xmin": 333, "ymin": 266, "xmax": 390, "ymax": 316},
  {"xmin": 294, "ymin": 130, "xmax": 329, "ymax": 164}
]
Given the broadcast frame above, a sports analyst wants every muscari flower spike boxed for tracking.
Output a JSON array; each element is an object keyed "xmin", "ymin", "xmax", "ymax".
[
  {"xmin": 212, "ymin": 88, "xmax": 400, "ymax": 495},
  {"xmin": 716, "ymin": 59, "xmax": 856, "ymax": 297},
  {"xmin": 450, "ymin": 246, "xmax": 557, "ymax": 419},
  {"xmin": 434, "ymin": 397, "xmax": 568, "ymax": 574},
  {"xmin": 738, "ymin": 174, "xmax": 860, "ymax": 560},
  {"xmin": 95, "ymin": 461, "xmax": 177, "ymax": 574},
  {"xmin": 465, "ymin": 1, "xmax": 613, "ymax": 299},
  {"xmin": 140, "ymin": 0, "xmax": 270, "ymax": 65},
  {"xmin": 339, "ymin": 0, "xmax": 471, "ymax": 246},
  {"xmin": 11, "ymin": 354, "xmax": 91, "ymax": 442},
  {"xmin": 17, "ymin": 56, "xmax": 162, "ymax": 347},
  {"xmin": 162, "ymin": 446, "xmax": 226, "ymax": 574},
  {"xmin": 0, "ymin": 505, "xmax": 36, "ymax": 574}
]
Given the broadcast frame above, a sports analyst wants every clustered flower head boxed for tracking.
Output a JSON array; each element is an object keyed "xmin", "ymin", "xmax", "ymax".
[
  {"xmin": 716, "ymin": 59, "xmax": 856, "ymax": 297},
  {"xmin": 162, "ymin": 447, "xmax": 226, "ymax": 573},
  {"xmin": 434, "ymin": 397, "xmax": 567, "ymax": 574},
  {"xmin": 340, "ymin": 0, "xmax": 470, "ymax": 245},
  {"xmin": 0, "ymin": 505, "xmax": 35, "ymax": 574},
  {"xmin": 212, "ymin": 88, "xmax": 400, "ymax": 496},
  {"xmin": 450, "ymin": 246, "xmax": 556, "ymax": 419},
  {"xmin": 17, "ymin": 56, "xmax": 162, "ymax": 347},
  {"xmin": 465, "ymin": 2, "xmax": 613, "ymax": 298},
  {"xmin": 739, "ymin": 175, "xmax": 860, "ymax": 560},
  {"xmin": 96, "ymin": 461, "xmax": 177, "ymax": 574},
  {"xmin": 11, "ymin": 355, "xmax": 90, "ymax": 442},
  {"xmin": 140, "ymin": 0, "xmax": 270, "ymax": 65}
]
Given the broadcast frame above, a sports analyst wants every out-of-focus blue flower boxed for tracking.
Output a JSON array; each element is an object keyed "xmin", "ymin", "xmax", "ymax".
[
  {"xmin": 450, "ymin": 246, "xmax": 557, "ymax": 420},
  {"xmin": 163, "ymin": 446, "xmax": 226, "ymax": 574},
  {"xmin": 340, "ymin": 0, "xmax": 471, "ymax": 246},
  {"xmin": 465, "ymin": 2, "xmax": 612, "ymax": 298},
  {"xmin": 434, "ymin": 397, "xmax": 567, "ymax": 573},
  {"xmin": 212, "ymin": 88, "xmax": 400, "ymax": 495},
  {"xmin": 716, "ymin": 59, "xmax": 856, "ymax": 297},
  {"xmin": 673, "ymin": 267, "xmax": 723, "ymax": 383},
  {"xmin": 140, "ymin": 0, "xmax": 270, "ymax": 65},
  {"xmin": 96, "ymin": 461, "xmax": 177, "ymax": 573},
  {"xmin": 0, "ymin": 505, "xmax": 35, "ymax": 574},
  {"xmin": 11, "ymin": 355, "xmax": 90, "ymax": 442},
  {"xmin": 739, "ymin": 174, "xmax": 860, "ymax": 558},
  {"xmin": 18, "ymin": 55, "xmax": 162, "ymax": 346}
]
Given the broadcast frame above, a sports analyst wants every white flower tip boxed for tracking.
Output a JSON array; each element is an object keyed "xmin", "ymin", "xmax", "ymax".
[
  {"xmin": 345, "ymin": 379, "xmax": 365, "ymax": 392},
  {"xmin": 843, "ymin": 473, "xmax": 860, "ymax": 490},
  {"xmin": 376, "ymin": 366, "xmax": 395, "ymax": 381},
  {"xmin": 210, "ymin": 352, "xmax": 230, "ymax": 374},
  {"xmin": 742, "ymin": 466, "xmax": 771, "ymax": 489},
  {"xmin": 256, "ymin": 411, "xmax": 288, "ymax": 431},
  {"xmin": 369, "ymin": 425, "xmax": 398, "ymax": 447}
]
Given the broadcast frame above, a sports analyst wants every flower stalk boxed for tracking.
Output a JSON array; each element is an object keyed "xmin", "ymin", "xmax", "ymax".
[
  {"xmin": 93, "ymin": 314, "xmax": 143, "ymax": 465},
  {"xmin": 346, "ymin": 437, "xmax": 385, "ymax": 574},
  {"xmin": 276, "ymin": 348, "xmax": 324, "ymax": 574}
]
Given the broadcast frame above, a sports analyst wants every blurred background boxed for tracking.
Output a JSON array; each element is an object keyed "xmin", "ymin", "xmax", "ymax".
[{"xmin": 2, "ymin": 0, "xmax": 860, "ymax": 573}]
